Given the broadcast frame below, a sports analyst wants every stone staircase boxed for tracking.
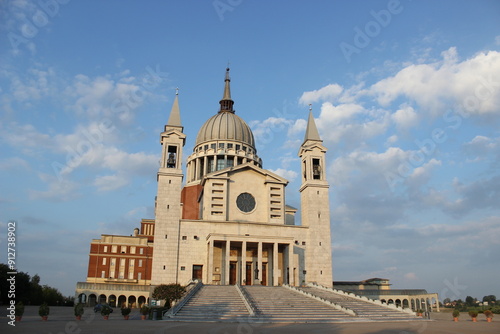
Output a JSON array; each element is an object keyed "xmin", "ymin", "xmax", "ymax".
[
  {"xmin": 171, "ymin": 285, "xmax": 250, "ymax": 321},
  {"xmin": 242, "ymin": 286, "xmax": 353, "ymax": 322},
  {"xmin": 298, "ymin": 286, "xmax": 418, "ymax": 320}
]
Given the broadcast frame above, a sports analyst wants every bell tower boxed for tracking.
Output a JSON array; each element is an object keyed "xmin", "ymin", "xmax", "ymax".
[
  {"xmin": 151, "ymin": 90, "xmax": 186, "ymax": 285},
  {"xmin": 299, "ymin": 106, "xmax": 333, "ymax": 287}
]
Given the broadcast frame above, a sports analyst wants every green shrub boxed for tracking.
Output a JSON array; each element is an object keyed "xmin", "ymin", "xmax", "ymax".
[
  {"xmin": 468, "ymin": 310, "xmax": 478, "ymax": 318},
  {"xmin": 452, "ymin": 309, "xmax": 460, "ymax": 317},
  {"xmin": 15, "ymin": 302, "xmax": 25, "ymax": 317},
  {"xmin": 74, "ymin": 303, "xmax": 84, "ymax": 317},
  {"xmin": 39, "ymin": 303, "xmax": 50, "ymax": 317}
]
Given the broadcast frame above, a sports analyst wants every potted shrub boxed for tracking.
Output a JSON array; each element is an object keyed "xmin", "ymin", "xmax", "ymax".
[
  {"xmin": 121, "ymin": 307, "xmax": 131, "ymax": 320},
  {"xmin": 484, "ymin": 310, "xmax": 493, "ymax": 322},
  {"xmin": 140, "ymin": 305, "xmax": 150, "ymax": 320},
  {"xmin": 39, "ymin": 303, "xmax": 50, "ymax": 321},
  {"xmin": 452, "ymin": 309, "xmax": 460, "ymax": 322},
  {"xmin": 100, "ymin": 304, "xmax": 112, "ymax": 320},
  {"xmin": 469, "ymin": 310, "xmax": 478, "ymax": 322},
  {"xmin": 416, "ymin": 309, "xmax": 424, "ymax": 317},
  {"xmin": 74, "ymin": 303, "xmax": 84, "ymax": 320},
  {"xmin": 15, "ymin": 302, "xmax": 24, "ymax": 322}
]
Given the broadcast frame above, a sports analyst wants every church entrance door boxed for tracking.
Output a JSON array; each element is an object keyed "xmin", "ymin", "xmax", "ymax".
[
  {"xmin": 229, "ymin": 261, "xmax": 237, "ymax": 285},
  {"xmin": 262, "ymin": 263, "xmax": 267, "ymax": 286},
  {"xmin": 245, "ymin": 262, "xmax": 252, "ymax": 285}
]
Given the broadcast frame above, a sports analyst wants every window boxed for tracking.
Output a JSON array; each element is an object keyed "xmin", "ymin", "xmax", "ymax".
[
  {"xmin": 211, "ymin": 143, "xmax": 216, "ymax": 149},
  {"xmin": 313, "ymin": 158, "xmax": 321, "ymax": 179},
  {"xmin": 129, "ymin": 259, "xmax": 135, "ymax": 267},
  {"xmin": 216, "ymin": 156, "xmax": 225, "ymax": 170},
  {"xmin": 139, "ymin": 248, "xmax": 144, "ymax": 255},
  {"xmin": 180, "ymin": 266, "xmax": 185, "ymax": 271},
  {"xmin": 120, "ymin": 258, "xmax": 125, "ymax": 266},
  {"xmin": 236, "ymin": 144, "xmax": 241, "ymax": 151},
  {"xmin": 111, "ymin": 245, "xmax": 117, "ymax": 253},
  {"xmin": 121, "ymin": 246, "xmax": 127, "ymax": 253},
  {"xmin": 101, "ymin": 271, "xmax": 105, "ymax": 278},
  {"xmin": 204, "ymin": 145, "xmax": 208, "ymax": 151},
  {"xmin": 302, "ymin": 241, "xmax": 306, "ymax": 246},
  {"xmin": 227, "ymin": 143, "xmax": 233, "ymax": 149},
  {"xmin": 138, "ymin": 272, "xmax": 142, "ymax": 280},
  {"xmin": 103, "ymin": 246, "xmax": 108, "ymax": 252},
  {"xmin": 182, "ymin": 236, "xmax": 187, "ymax": 240},
  {"xmin": 130, "ymin": 246, "xmax": 136, "ymax": 254},
  {"xmin": 102, "ymin": 258, "xmax": 107, "ymax": 265},
  {"xmin": 218, "ymin": 143, "xmax": 224, "ymax": 149},
  {"xmin": 128, "ymin": 271, "xmax": 134, "ymax": 279},
  {"xmin": 139, "ymin": 260, "xmax": 143, "ymax": 267}
]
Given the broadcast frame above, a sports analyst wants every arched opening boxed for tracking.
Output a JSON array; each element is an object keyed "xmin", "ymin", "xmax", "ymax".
[
  {"xmin": 380, "ymin": 299, "xmax": 387, "ymax": 304},
  {"xmin": 108, "ymin": 294, "xmax": 117, "ymax": 308},
  {"xmin": 118, "ymin": 295, "xmax": 127, "ymax": 308},
  {"xmin": 387, "ymin": 299, "xmax": 394, "ymax": 305},
  {"xmin": 99, "ymin": 294, "xmax": 107, "ymax": 304},
  {"xmin": 138, "ymin": 296, "xmax": 146, "ymax": 308},
  {"xmin": 128, "ymin": 295, "xmax": 137, "ymax": 308},
  {"xmin": 88, "ymin": 294, "xmax": 97, "ymax": 307},
  {"xmin": 403, "ymin": 299, "xmax": 409, "ymax": 309},
  {"xmin": 395, "ymin": 299, "xmax": 402, "ymax": 308},
  {"xmin": 77, "ymin": 293, "xmax": 87, "ymax": 305}
]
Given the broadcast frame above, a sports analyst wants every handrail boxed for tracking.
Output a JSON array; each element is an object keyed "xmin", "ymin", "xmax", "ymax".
[
  {"xmin": 307, "ymin": 282, "xmax": 415, "ymax": 315},
  {"xmin": 164, "ymin": 280, "xmax": 203, "ymax": 317},
  {"xmin": 284, "ymin": 284, "xmax": 357, "ymax": 316},
  {"xmin": 235, "ymin": 284, "xmax": 255, "ymax": 316}
]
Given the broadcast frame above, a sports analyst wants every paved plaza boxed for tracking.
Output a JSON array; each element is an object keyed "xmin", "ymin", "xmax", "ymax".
[{"xmin": 2, "ymin": 306, "xmax": 499, "ymax": 334}]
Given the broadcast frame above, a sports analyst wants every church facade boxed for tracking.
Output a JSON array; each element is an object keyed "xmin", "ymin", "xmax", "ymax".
[{"xmin": 76, "ymin": 68, "xmax": 333, "ymax": 304}]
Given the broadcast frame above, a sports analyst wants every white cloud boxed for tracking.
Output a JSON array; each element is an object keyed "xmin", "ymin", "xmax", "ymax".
[
  {"xmin": 29, "ymin": 173, "xmax": 80, "ymax": 202},
  {"xmin": 299, "ymin": 83, "xmax": 343, "ymax": 105},
  {"xmin": 369, "ymin": 48, "xmax": 500, "ymax": 117},
  {"xmin": 93, "ymin": 174, "xmax": 129, "ymax": 192},
  {"xmin": 392, "ymin": 104, "xmax": 419, "ymax": 130},
  {"xmin": 269, "ymin": 168, "xmax": 298, "ymax": 181}
]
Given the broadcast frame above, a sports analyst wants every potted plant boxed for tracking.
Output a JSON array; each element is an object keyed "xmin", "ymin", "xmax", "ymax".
[
  {"xmin": 484, "ymin": 310, "xmax": 493, "ymax": 322},
  {"xmin": 468, "ymin": 310, "xmax": 478, "ymax": 322},
  {"xmin": 100, "ymin": 304, "xmax": 112, "ymax": 320},
  {"xmin": 140, "ymin": 305, "xmax": 150, "ymax": 320},
  {"xmin": 74, "ymin": 303, "xmax": 84, "ymax": 320},
  {"xmin": 39, "ymin": 303, "xmax": 50, "ymax": 321},
  {"xmin": 416, "ymin": 309, "xmax": 424, "ymax": 317},
  {"xmin": 15, "ymin": 302, "xmax": 24, "ymax": 322},
  {"xmin": 121, "ymin": 307, "xmax": 131, "ymax": 320},
  {"xmin": 452, "ymin": 309, "xmax": 460, "ymax": 322}
]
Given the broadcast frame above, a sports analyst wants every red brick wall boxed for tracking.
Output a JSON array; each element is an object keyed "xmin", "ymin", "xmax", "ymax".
[{"xmin": 181, "ymin": 184, "xmax": 203, "ymax": 219}]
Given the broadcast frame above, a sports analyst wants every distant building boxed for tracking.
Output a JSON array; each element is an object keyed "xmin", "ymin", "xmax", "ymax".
[
  {"xmin": 75, "ymin": 219, "xmax": 154, "ymax": 307},
  {"xmin": 334, "ymin": 278, "xmax": 440, "ymax": 311}
]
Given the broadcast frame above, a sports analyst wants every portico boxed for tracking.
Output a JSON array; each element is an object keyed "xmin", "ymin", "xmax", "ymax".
[{"xmin": 206, "ymin": 234, "xmax": 295, "ymax": 286}]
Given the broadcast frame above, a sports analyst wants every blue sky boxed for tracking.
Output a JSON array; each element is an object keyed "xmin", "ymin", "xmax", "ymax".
[{"xmin": 1, "ymin": 0, "xmax": 499, "ymax": 301}]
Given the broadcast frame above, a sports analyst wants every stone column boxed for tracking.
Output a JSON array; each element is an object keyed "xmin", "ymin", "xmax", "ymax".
[
  {"xmin": 207, "ymin": 239, "xmax": 214, "ymax": 284},
  {"xmin": 287, "ymin": 243, "xmax": 294, "ymax": 285},
  {"xmin": 224, "ymin": 240, "xmax": 230, "ymax": 284},
  {"xmin": 241, "ymin": 241, "xmax": 247, "ymax": 285},
  {"xmin": 257, "ymin": 242, "xmax": 262, "ymax": 284},
  {"xmin": 273, "ymin": 242, "xmax": 279, "ymax": 286}
]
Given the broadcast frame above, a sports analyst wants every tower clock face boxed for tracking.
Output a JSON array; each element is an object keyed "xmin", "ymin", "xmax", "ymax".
[{"xmin": 236, "ymin": 192, "xmax": 256, "ymax": 213}]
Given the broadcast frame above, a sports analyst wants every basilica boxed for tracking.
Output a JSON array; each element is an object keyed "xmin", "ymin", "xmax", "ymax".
[{"xmin": 76, "ymin": 68, "xmax": 333, "ymax": 307}]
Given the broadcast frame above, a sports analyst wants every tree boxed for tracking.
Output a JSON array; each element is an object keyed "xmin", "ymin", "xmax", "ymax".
[
  {"xmin": 443, "ymin": 298, "xmax": 451, "ymax": 305},
  {"xmin": 465, "ymin": 296, "xmax": 475, "ymax": 307},
  {"xmin": 152, "ymin": 284, "xmax": 185, "ymax": 308},
  {"xmin": 483, "ymin": 295, "xmax": 497, "ymax": 304}
]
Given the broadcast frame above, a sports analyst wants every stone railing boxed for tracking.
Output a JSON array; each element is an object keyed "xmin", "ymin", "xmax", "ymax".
[
  {"xmin": 307, "ymin": 282, "xmax": 415, "ymax": 315},
  {"xmin": 235, "ymin": 284, "xmax": 256, "ymax": 316},
  {"xmin": 284, "ymin": 284, "xmax": 357, "ymax": 316},
  {"xmin": 164, "ymin": 280, "xmax": 203, "ymax": 317}
]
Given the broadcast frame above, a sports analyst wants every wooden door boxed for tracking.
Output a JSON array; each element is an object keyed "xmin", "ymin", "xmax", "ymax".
[
  {"xmin": 192, "ymin": 265, "xmax": 203, "ymax": 281},
  {"xmin": 245, "ymin": 262, "xmax": 252, "ymax": 285},
  {"xmin": 262, "ymin": 263, "xmax": 267, "ymax": 286},
  {"xmin": 229, "ymin": 262, "xmax": 237, "ymax": 285}
]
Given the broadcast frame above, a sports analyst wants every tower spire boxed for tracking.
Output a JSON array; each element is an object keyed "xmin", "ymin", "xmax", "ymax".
[
  {"xmin": 167, "ymin": 88, "xmax": 182, "ymax": 128},
  {"xmin": 219, "ymin": 67, "xmax": 234, "ymax": 113},
  {"xmin": 304, "ymin": 104, "xmax": 321, "ymax": 142}
]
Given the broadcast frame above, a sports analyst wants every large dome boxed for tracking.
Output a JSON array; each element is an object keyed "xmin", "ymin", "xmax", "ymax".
[{"xmin": 195, "ymin": 111, "xmax": 256, "ymax": 149}]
